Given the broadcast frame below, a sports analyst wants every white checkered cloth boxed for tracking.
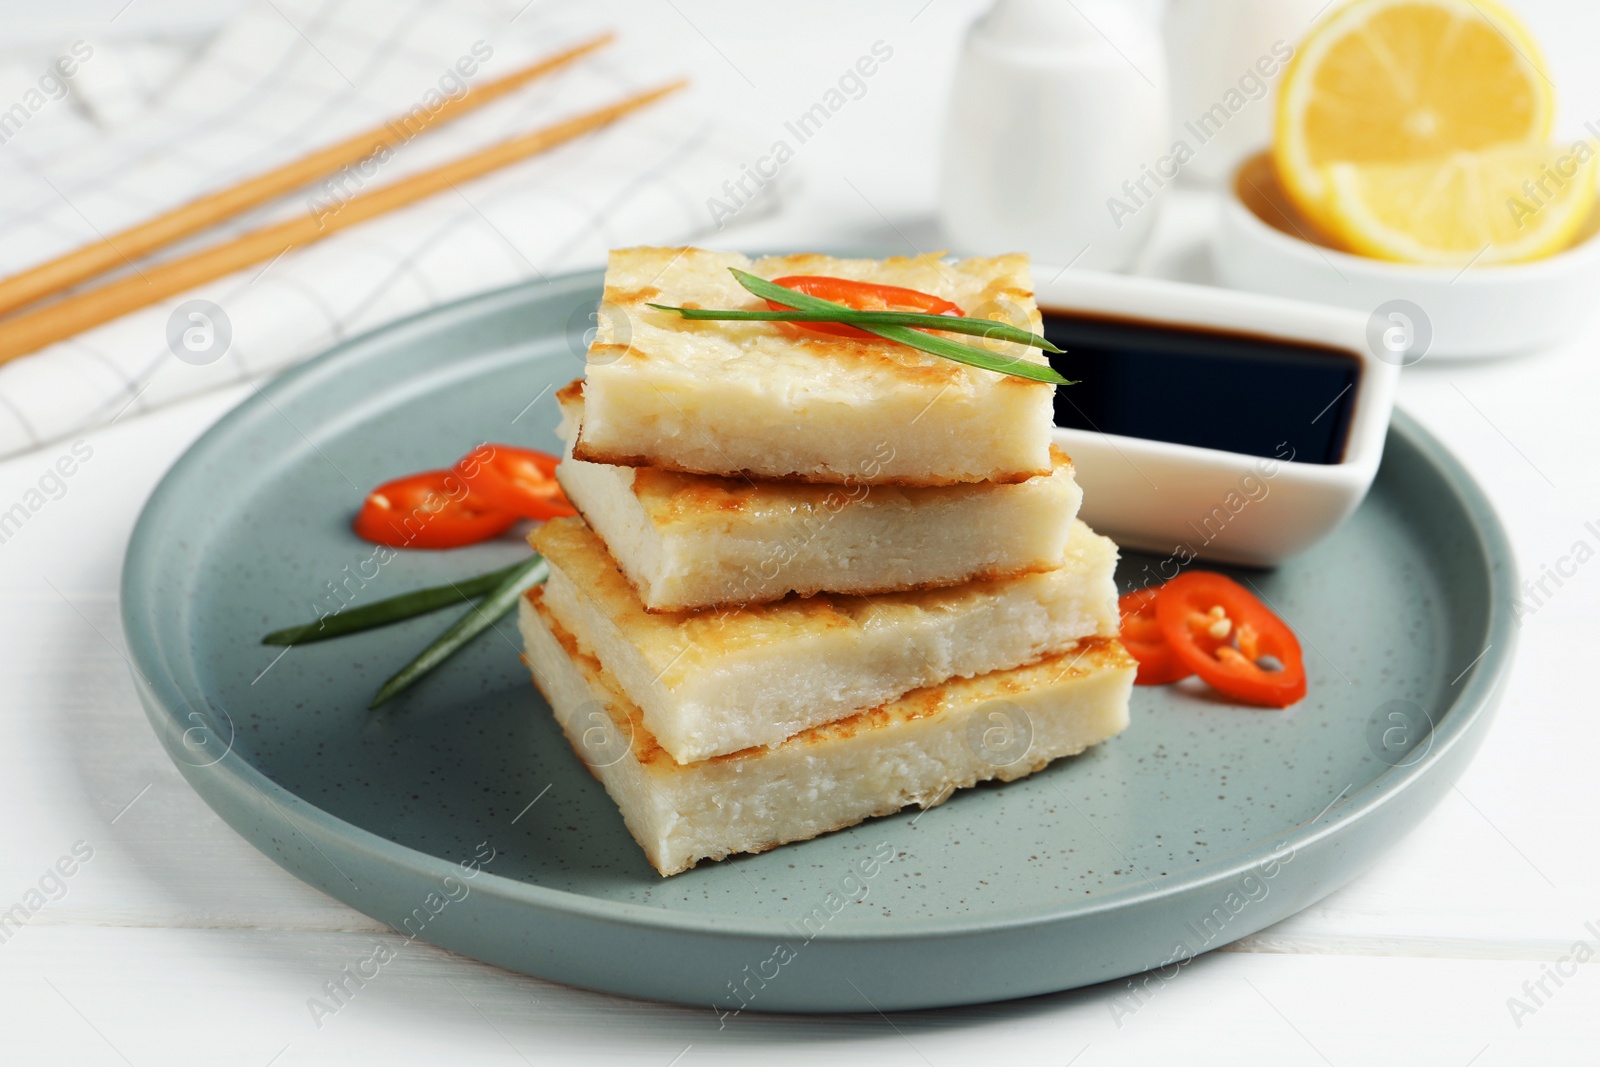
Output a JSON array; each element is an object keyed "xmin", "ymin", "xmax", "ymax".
[{"xmin": 0, "ymin": 0, "xmax": 777, "ymax": 458}]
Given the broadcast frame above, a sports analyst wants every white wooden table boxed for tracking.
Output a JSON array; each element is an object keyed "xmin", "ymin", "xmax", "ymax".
[{"xmin": 2, "ymin": 1, "xmax": 1597, "ymax": 1062}]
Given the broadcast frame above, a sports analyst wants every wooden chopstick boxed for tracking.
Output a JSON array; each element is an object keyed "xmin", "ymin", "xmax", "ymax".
[
  {"xmin": 0, "ymin": 80, "xmax": 686, "ymax": 366},
  {"xmin": 0, "ymin": 33, "xmax": 615, "ymax": 320}
]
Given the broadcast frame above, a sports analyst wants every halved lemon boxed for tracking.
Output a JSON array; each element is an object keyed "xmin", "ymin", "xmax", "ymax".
[
  {"xmin": 1320, "ymin": 140, "xmax": 1597, "ymax": 265},
  {"xmin": 1275, "ymin": 0, "xmax": 1555, "ymax": 226}
]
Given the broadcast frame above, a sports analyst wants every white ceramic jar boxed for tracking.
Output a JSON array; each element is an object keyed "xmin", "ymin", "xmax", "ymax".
[{"xmin": 938, "ymin": 0, "xmax": 1169, "ymax": 272}]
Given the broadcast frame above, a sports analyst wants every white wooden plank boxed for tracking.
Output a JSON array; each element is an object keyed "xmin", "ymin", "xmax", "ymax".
[{"xmin": 1, "ymin": 927, "xmax": 1596, "ymax": 1065}]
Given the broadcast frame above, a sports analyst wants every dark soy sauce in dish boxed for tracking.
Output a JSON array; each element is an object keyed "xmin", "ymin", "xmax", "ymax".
[{"xmin": 1043, "ymin": 312, "xmax": 1361, "ymax": 465}]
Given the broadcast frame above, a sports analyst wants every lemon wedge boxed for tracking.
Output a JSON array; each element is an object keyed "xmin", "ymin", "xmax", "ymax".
[
  {"xmin": 1320, "ymin": 141, "xmax": 1596, "ymax": 265},
  {"xmin": 1275, "ymin": 0, "xmax": 1554, "ymax": 226}
]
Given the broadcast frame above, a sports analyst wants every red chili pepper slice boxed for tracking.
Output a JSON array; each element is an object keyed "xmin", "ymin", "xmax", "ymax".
[
  {"xmin": 766, "ymin": 275, "xmax": 964, "ymax": 339},
  {"xmin": 454, "ymin": 444, "xmax": 575, "ymax": 521},
  {"xmin": 1154, "ymin": 572, "xmax": 1307, "ymax": 708},
  {"xmin": 352, "ymin": 470, "xmax": 518, "ymax": 550},
  {"xmin": 1118, "ymin": 587, "xmax": 1193, "ymax": 686}
]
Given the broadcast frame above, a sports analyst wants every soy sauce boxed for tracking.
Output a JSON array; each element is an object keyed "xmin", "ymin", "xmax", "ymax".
[{"xmin": 1044, "ymin": 312, "xmax": 1360, "ymax": 465}]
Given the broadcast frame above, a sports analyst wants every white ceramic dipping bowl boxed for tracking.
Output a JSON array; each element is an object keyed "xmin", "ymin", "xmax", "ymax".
[{"xmin": 1035, "ymin": 269, "xmax": 1398, "ymax": 568}]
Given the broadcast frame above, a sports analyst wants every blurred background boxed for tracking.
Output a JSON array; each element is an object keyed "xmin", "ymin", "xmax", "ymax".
[{"xmin": 1, "ymin": 0, "xmax": 1597, "ymax": 453}]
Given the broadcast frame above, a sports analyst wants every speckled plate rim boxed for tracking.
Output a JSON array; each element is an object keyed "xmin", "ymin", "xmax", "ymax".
[{"xmin": 120, "ymin": 271, "xmax": 1518, "ymax": 968}]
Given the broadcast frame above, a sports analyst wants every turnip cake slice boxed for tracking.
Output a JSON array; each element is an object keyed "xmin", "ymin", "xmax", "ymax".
[
  {"xmin": 531, "ymin": 515, "xmax": 1119, "ymax": 764},
  {"xmin": 552, "ymin": 382, "xmax": 1082, "ymax": 611},
  {"xmin": 573, "ymin": 248, "xmax": 1056, "ymax": 486},
  {"xmin": 520, "ymin": 591, "xmax": 1135, "ymax": 876}
]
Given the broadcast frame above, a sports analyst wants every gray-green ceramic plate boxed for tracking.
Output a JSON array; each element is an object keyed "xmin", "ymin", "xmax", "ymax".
[{"xmin": 123, "ymin": 268, "xmax": 1516, "ymax": 1013}]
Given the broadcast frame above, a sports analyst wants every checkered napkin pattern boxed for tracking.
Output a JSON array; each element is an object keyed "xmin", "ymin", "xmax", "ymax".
[{"xmin": 0, "ymin": 0, "xmax": 776, "ymax": 459}]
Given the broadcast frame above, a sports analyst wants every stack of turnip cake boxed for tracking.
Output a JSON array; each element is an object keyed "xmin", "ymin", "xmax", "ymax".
[{"xmin": 518, "ymin": 247, "xmax": 1135, "ymax": 876}]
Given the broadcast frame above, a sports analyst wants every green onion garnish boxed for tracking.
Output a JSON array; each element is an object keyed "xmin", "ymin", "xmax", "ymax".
[
  {"xmin": 261, "ymin": 560, "xmax": 529, "ymax": 646},
  {"xmin": 649, "ymin": 270, "xmax": 1072, "ymax": 386},
  {"xmin": 645, "ymin": 305, "xmax": 1064, "ymax": 354},
  {"xmin": 369, "ymin": 554, "xmax": 549, "ymax": 709}
]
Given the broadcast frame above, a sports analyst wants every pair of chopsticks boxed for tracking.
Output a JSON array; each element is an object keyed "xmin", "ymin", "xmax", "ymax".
[{"xmin": 0, "ymin": 34, "xmax": 684, "ymax": 365}]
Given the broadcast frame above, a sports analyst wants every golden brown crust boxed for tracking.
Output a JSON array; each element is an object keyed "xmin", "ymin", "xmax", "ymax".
[
  {"xmin": 601, "ymin": 285, "xmax": 663, "ymax": 305},
  {"xmin": 637, "ymin": 557, "xmax": 1064, "ymax": 615},
  {"xmin": 787, "ymin": 334, "xmax": 968, "ymax": 386},
  {"xmin": 632, "ymin": 467, "xmax": 755, "ymax": 520},
  {"xmin": 594, "ymin": 247, "xmax": 1053, "ymax": 389},
  {"xmin": 587, "ymin": 343, "xmax": 638, "ymax": 363},
  {"xmin": 566, "ymin": 438, "xmax": 1046, "ymax": 486}
]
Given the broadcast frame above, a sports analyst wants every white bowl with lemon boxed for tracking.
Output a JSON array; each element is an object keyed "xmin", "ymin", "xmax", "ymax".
[{"xmin": 1214, "ymin": 0, "xmax": 1600, "ymax": 359}]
